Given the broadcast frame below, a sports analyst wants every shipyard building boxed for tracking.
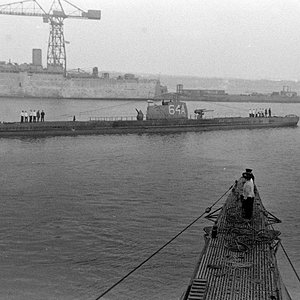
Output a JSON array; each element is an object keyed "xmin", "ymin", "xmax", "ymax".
[{"xmin": 0, "ymin": 49, "xmax": 167, "ymax": 99}]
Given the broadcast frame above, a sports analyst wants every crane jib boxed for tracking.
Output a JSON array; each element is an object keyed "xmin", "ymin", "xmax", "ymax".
[{"xmin": 0, "ymin": 0, "xmax": 101, "ymax": 74}]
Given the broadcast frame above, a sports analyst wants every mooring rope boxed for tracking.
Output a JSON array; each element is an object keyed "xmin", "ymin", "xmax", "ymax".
[
  {"xmin": 94, "ymin": 184, "xmax": 234, "ymax": 300},
  {"xmin": 205, "ymin": 184, "xmax": 233, "ymax": 213},
  {"xmin": 279, "ymin": 241, "xmax": 300, "ymax": 284}
]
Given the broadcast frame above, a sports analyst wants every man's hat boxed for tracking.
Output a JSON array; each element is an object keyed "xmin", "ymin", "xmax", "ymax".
[{"xmin": 245, "ymin": 168, "xmax": 252, "ymax": 173}]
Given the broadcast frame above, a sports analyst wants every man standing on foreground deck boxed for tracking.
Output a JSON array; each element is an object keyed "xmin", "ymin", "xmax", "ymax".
[
  {"xmin": 242, "ymin": 173, "xmax": 255, "ymax": 219},
  {"xmin": 245, "ymin": 168, "xmax": 255, "ymax": 182}
]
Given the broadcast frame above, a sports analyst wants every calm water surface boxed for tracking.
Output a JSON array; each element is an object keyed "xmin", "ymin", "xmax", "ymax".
[{"xmin": 0, "ymin": 98, "xmax": 300, "ymax": 299}]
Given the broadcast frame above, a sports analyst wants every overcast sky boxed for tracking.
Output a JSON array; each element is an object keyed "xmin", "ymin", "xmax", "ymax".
[{"xmin": 1, "ymin": 0, "xmax": 300, "ymax": 80}]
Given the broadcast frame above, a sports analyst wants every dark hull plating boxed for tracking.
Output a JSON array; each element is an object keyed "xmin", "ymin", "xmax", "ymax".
[{"xmin": 0, "ymin": 116, "xmax": 298, "ymax": 137}]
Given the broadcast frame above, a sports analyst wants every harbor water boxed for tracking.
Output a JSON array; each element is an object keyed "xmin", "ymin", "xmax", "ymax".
[{"xmin": 0, "ymin": 97, "xmax": 300, "ymax": 300}]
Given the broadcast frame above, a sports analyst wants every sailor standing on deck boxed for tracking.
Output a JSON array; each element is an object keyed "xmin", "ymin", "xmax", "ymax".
[
  {"xmin": 36, "ymin": 110, "xmax": 40, "ymax": 122},
  {"xmin": 20, "ymin": 111, "xmax": 24, "ymax": 123},
  {"xmin": 41, "ymin": 110, "xmax": 45, "ymax": 122},
  {"xmin": 24, "ymin": 111, "xmax": 28, "ymax": 122},
  {"xmin": 242, "ymin": 172, "xmax": 255, "ymax": 219},
  {"xmin": 33, "ymin": 110, "xmax": 37, "ymax": 122},
  {"xmin": 29, "ymin": 110, "xmax": 33, "ymax": 122}
]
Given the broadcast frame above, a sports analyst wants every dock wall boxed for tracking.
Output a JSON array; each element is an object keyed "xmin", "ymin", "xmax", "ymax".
[{"xmin": 0, "ymin": 72, "xmax": 161, "ymax": 99}]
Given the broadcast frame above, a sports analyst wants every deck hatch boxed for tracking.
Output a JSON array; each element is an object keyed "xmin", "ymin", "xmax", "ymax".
[{"xmin": 187, "ymin": 278, "xmax": 207, "ymax": 300}]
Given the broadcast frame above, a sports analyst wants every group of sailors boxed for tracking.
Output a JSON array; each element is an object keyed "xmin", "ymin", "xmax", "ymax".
[
  {"xmin": 249, "ymin": 108, "xmax": 271, "ymax": 118},
  {"xmin": 20, "ymin": 110, "xmax": 45, "ymax": 123}
]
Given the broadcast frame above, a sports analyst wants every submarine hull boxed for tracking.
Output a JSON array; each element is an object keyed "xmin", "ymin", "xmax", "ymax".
[{"xmin": 0, "ymin": 115, "xmax": 298, "ymax": 137}]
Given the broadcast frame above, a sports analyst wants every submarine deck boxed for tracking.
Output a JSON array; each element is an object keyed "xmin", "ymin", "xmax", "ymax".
[
  {"xmin": 183, "ymin": 178, "xmax": 285, "ymax": 300},
  {"xmin": 0, "ymin": 115, "xmax": 298, "ymax": 137}
]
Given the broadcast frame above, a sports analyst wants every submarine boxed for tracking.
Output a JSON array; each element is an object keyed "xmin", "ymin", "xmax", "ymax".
[{"xmin": 0, "ymin": 99, "xmax": 298, "ymax": 137}]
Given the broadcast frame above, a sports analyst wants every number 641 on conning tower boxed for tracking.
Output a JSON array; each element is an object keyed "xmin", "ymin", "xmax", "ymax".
[{"xmin": 146, "ymin": 100, "xmax": 188, "ymax": 120}]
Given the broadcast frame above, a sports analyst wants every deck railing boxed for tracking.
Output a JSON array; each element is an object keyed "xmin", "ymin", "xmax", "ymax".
[
  {"xmin": 89, "ymin": 116, "xmax": 137, "ymax": 121},
  {"xmin": 89, "ymin": 114, "xmax": 242, "ymax": 122}
]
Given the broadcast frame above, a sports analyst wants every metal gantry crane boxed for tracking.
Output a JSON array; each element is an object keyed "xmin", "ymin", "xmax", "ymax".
[{"xmin": 0, "ymin": 0, "xmax": 101, "ymax": 75}]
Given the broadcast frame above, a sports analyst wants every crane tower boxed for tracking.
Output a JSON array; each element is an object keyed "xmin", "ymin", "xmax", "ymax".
[{"xmin": 0, "ymin": 0, "xmax": 101, "ymax": 75}]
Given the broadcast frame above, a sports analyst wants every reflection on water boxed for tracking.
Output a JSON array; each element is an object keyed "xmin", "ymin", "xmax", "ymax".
[{"xmin": 0, "ymin": 99, "xmax": 300, "ymax": 299}]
